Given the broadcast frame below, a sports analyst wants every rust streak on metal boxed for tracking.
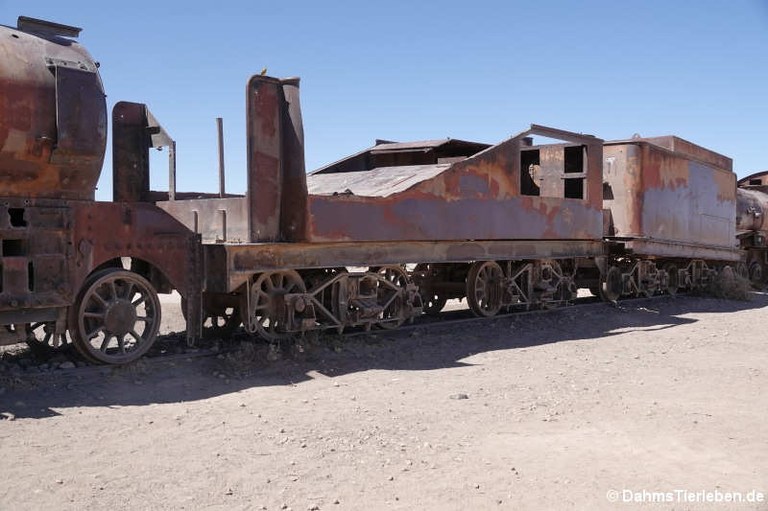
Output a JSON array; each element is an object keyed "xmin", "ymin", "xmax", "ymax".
[
  {"xmin": 603, "ymin": 136, "xmax": 737, "ymax": 256},
  {"xmin": 246, "ymin": 76, "xmax": 282, "ymax": 241},
  {"xmin": 305, "ymin": 126, "xmax": 604, "ymax": 243},
  {"xmin": 0, "ymin": 23, "xmax": 105, "ymax": 200}
]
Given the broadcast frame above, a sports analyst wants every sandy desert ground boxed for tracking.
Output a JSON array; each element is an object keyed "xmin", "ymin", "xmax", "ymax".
[{"xmin": 0, "ymin": 293, "xmax": 767, "ymax": 510}]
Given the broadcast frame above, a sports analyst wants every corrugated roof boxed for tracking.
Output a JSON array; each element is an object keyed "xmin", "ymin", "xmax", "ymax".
[
  {"xmin": 307, "ymin": 164, "xmax": 450, "ymax": 197},
  {"xmin": 310, "ymin": 138, "xmax": 490, "ymax": 175},
  {"xmin": 371, "ymin": 139, "xmax": 489, "ymax": 152},
  {"xmin": 371, "ymin": 139, "xmax": 452, "ymax": 151}
]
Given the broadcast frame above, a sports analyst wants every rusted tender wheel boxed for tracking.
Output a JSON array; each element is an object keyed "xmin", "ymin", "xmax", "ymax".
[
  {"xmin": 376, "ymin": 266, "xmax": 409, "ymax": 329},
  {"xmin": 600, "ymin": 266, "xmax": 623, "ymax": 302},
  {"xmin": 663, "ymin": 263, "xmax": 679, "ymax": 296},
  {"xmin": 71, "ymin": 269, "xmax": 161, "ymax": 365},
  {"xmin": 248, "ymin": 270, "xmax": 306, "ymax": 341},
  {"xmin": 466, "ymin": 261, "xmax": 504, "ymax": 317}
]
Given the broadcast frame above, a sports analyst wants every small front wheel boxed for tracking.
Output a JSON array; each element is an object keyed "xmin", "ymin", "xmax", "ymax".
[{"xmin": 466, "ymin": 261, "xmax": 504, "ymax": 317}]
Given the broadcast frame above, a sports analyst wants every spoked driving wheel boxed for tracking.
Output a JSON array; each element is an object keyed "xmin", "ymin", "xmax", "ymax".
[
  {"xmin": 72, "ymin": 269, "xmax": 162, "ymax": 365},
  {"xmin": 466, "ymin": 261, "xmax": 504, "ymax": 317},
  {"xmin": 247, "ymin": 270, "xmax": 306, "ymax": 341},
  {"xmin": 375, "ymin": 266, "xmax": 409, "ymax": 329}
]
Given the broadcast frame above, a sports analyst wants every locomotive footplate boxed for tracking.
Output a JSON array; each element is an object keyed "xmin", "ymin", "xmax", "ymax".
[{"xmin": 212, "ymin": 239, "xmax": 604, "ymax": 295}]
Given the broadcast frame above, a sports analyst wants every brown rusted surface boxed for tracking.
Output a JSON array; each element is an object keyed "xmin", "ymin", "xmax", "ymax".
[
  {"xmin": 243, "ymin": 76, "xmax": 309, "ymax": 242},
  {"xmin": 70, "ymin": 201, "xmax": 202, "ymax": 339},
  {"xmin": 70, "ymin": 202, "xmax": 198, "ymax": 294},
  {"xmin": 0, "ymin": 199, "xmax": 203, "ymax": 339},
  {"xmin": 246, "ymin": 76, "xmax": 283, "ymax": 241},
  {"xmin": 112, "ymin": 102, "xmax": 177, "ymax": 203},
  {"xmin": 112, "ymin": 102, "xmax": 150, "ymax": 202},
  {"xmin": 207, "ymin": 239, "xmax": 603, "ymax": 293},
  {"xmin": 603, "ymin": 137, "xmax": 738, "ymax": 260},
  {"xmin": 0, "ymin": 21, "xmax": 105, "ymax": 200},
  {"xmin": 305, "ymin": 125, "xmax": 604, "ymax": 243},
  {"xmin": 279, "ymin": 78, "xmax": 308, "ymax": 242},
  {"xmin": 642, "ymin": 136, "xmax": 733, "ymax": 172},
  {"xmin": 0, "ymin": 199, "xmax": 72, "ymax": 316}
]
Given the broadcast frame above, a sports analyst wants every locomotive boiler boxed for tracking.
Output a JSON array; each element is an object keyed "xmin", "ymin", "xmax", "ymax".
[{"xmin": 0, "ymin": 16, "xmax": 104, "ymax": 200}]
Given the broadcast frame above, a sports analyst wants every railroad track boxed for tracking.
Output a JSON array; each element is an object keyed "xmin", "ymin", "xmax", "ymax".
[{"xmin": 0, "ymin": 293, "xmax": 680, "ymax": 382}]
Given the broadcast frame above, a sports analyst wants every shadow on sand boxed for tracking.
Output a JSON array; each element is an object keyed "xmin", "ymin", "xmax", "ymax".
[{"xmin": 2, "ymin": 293, "xmax": 766, "ymax": 419}]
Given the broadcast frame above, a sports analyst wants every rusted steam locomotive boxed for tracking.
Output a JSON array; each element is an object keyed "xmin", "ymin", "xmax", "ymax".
[{"xmin": 0, "ymin": 17, "xmax": 763, "ymax": 365}]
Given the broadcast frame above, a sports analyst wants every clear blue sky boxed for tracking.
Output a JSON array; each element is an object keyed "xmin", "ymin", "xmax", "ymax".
[{"xmin": 5, "ymin": 1, "xmax": 768, "ymax": 200}]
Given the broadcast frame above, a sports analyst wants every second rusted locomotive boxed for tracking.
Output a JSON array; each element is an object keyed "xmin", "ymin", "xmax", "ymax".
[
  {"xmin": 0, "ymin": 16, "xmax": 761, "ymax": 365},
  {"xmin": 735, "ymin": 171, "xmax": 768, "ymax": 283}
]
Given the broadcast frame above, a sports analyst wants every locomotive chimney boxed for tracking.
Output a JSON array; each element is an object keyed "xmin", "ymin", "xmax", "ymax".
[{"xmin": 217, "ymin": 117, "xmax": 226, "ymax": 198}]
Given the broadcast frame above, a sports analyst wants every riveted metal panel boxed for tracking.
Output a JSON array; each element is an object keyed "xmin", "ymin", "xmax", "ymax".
[{"xmin": 603, "ymin": 137, "xmax": 737, "ymax": 257}]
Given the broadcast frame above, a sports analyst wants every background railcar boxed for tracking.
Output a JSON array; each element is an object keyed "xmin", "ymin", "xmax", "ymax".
[{"xmin": 735, "ymin": 170, "xmax": 768, "ymax": 284}]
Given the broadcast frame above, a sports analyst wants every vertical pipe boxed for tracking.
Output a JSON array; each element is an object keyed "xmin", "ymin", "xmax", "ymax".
[
  {"xmin": 168, "ymin": 140, "xmax": 177, "ymax": 201},
  {"xmin": 217, "ymin": 117, "xmax": 226, "ymax": 198}
]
